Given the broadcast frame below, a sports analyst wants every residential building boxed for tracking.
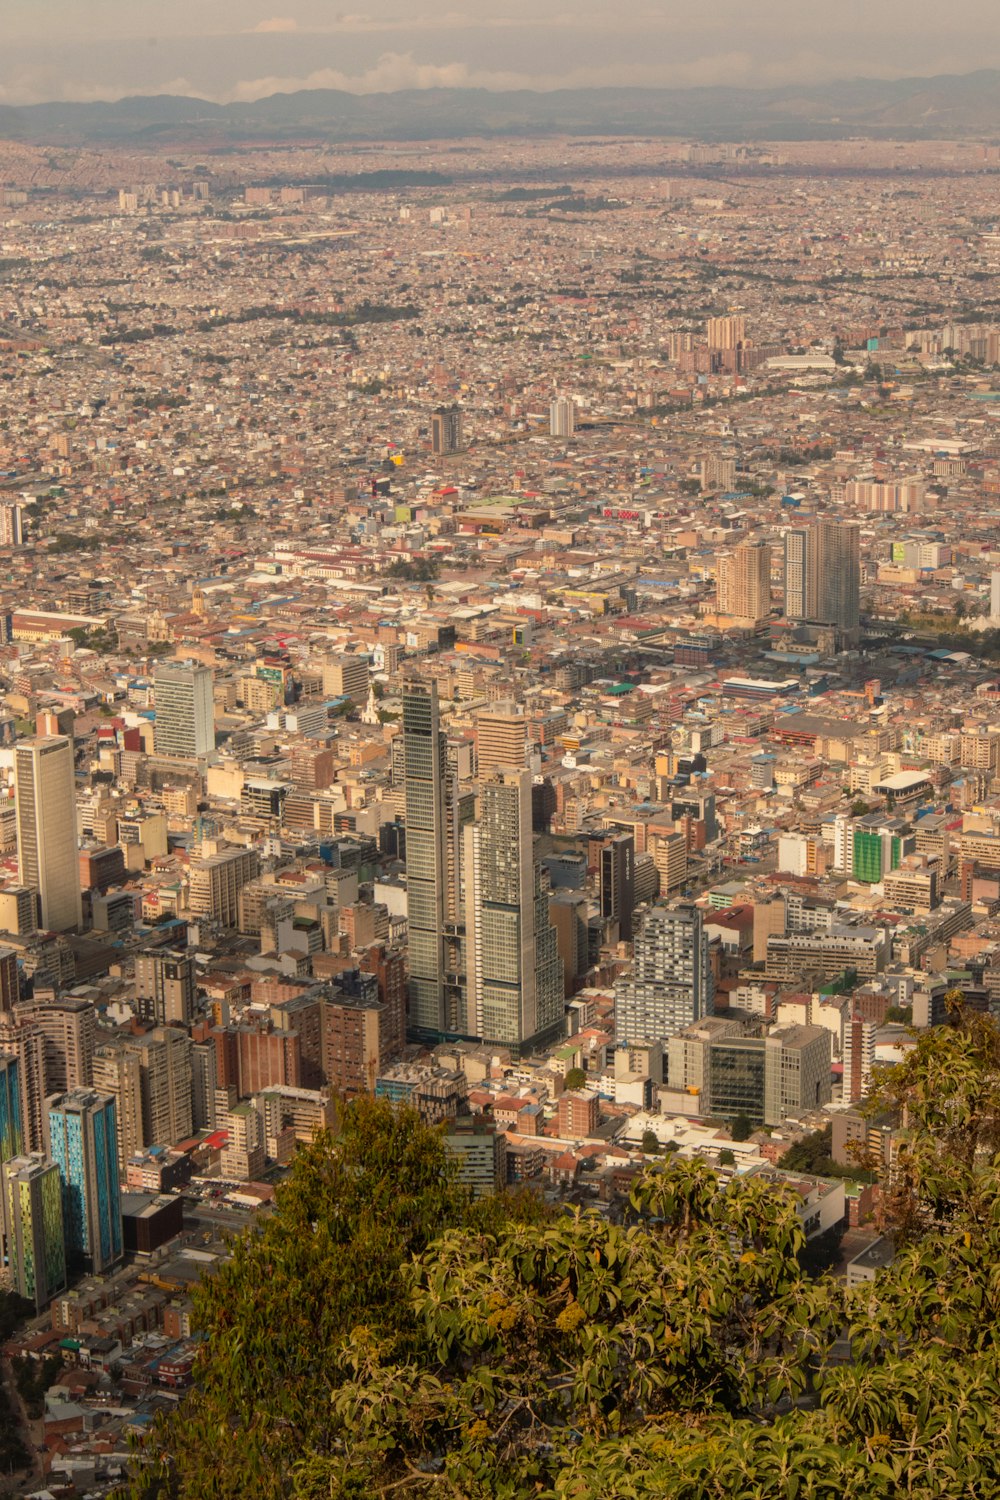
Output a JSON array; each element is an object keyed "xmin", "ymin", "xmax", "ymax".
[{"xmin": 615, "ymin": 905, "xmax": 713, "ymax": 1048}]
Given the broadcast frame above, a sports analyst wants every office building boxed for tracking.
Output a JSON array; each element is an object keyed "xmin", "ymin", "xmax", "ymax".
[
  {"xmin": 15, "ymin": 737, "xmax": 82, "ymax": 932},
  {"xmin": 321, "ymin": 654, "xmax": 369, "ymax": 702},
  {"xmin": 153, "ymin": 660, "xmax": 215, "ymax": 759},
  {"xmin": 550, "ymin": 397, "xmax": 576, "ymax": 438},
  {"xmin": 130, "ymin": 1028, "xmax": 194, "ymax": 1147},
  {"xmin": 431, "ymin": 405, "xmax": 463, "ymax": 455},
  {"xmin": 475, "ymin": 702, "xmax": 528, "ymax": 779},
  {"xmin": 717, "ymin": 540, "xmax": 771, "ymax": 624},
  {"xmin": 548, "ymin": 891, "xmax": 589, "ymax": 998},
  {"xmin": 600, "ymin": 833, "xmax": 636, "ymax": 942},
  {"xmin": 3, "ymin": 1155, "xmax": 66, "ymax": 1312},
  {"xmin": 187, "ymin": 846, "xmax": 260, "ymax": 926},
  {"xmin": 463, "ymin": 768, "xmax": 564, "ymax": 1053},
  {"xmin": 47, "ymin": 1089, "xmax": 123, "ymax": 1274},
  {"xmin": 134, "ymin": 949, "xmax": 196, "ymax": 1026},
  {"xmin": 402, "ymin": 681, "xmax": 465, "ymax": 1038},
  {"xmin": 615, "ymin": 905, "xmax": 713, "ymax": 1048},
  {"xmin": 0, "ymin": 886, "xmax": 38, "ymax": 938},
  {"xmin": 671, "ymin": 1021, "xmax": 831, "ymax": 1126}
]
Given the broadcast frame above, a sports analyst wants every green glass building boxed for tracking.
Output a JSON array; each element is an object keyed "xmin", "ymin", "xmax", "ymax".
[{"xmin": 3, "ymin": 1154, "xmax": 66, "ymax": 1313}]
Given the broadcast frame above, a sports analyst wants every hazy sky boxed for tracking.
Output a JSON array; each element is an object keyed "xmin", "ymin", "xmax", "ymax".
[{"xmin": 2, "ymin": 0, "xmax": 999, "ymax": 106}]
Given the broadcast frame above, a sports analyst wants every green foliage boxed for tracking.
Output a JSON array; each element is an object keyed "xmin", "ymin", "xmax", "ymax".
[
  {"xmin": 564, "ymin": 1067, "xmax": 587, "ymax": 1090},
  {"xmin": 14, "ymin": 1354, "xmax": 63, "ymax": 1419},
  {"xmin": 385, "ymin": 555, "xmax": 440, "ymax": 582},
  {"xmin": 119, "ymin": 1013, "xmax": 1000, "ymax": 1500},
  {"xmin": 779, "ymin": 1126, "xmax": 872, "ymax": 1182},
  {"xmin": 730, "ymin": 1113, "xmax": 753, "ymax": 1142},
  {"xmin": 640, "ymin": 1128, "xmax": 661, "ymax": 1156},
  {"xmin": 115, "ymin": 1097, "xmax": 536, "ymax": 1500}
]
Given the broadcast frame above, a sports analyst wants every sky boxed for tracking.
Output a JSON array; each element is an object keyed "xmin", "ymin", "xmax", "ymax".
[{"xmin": 2, "ymin": 0, "xmax": 999, "ymax": 107}]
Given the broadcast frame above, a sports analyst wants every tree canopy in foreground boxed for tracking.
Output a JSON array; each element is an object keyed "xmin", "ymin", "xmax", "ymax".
[{"xmin": 118, "ymin": 1012, "xmax": 1000, "ymax": 1499}]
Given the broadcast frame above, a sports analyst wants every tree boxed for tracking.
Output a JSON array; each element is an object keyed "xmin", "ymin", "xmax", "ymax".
[
  {"xmin": 640, "ymin": 1128, "xmax": 661, "ymax": 1155},
  {"xmin": 564, "ymin": 1067, "xmax": 587, "ymax": 1090},
  {"xmin": 730, "ymin": 1113, "xmax": 753, "ymax": 1141},
  {"xmin": 117, "ymin": 1098, "xmax": 537, "ymax": 1500},
  {"xmin": 718, "ymin": 1148, "xmax": 736, "ymax": 1165},
  {"xmin": 119, "ymin": 1013, "xmax": 1000, "ymax": 1500}
]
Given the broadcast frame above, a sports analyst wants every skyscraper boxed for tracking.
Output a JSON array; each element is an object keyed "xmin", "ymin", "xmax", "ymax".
[
  {"xmin": 812, "ymin": 519, "xmax": 860, "ymax": 640},
  {"xmin": 615, "ymin": 905, "xmax": 713, "ymax": 1049},
  {"xmin": 431, "ymin": 406, "xmax": 463, "ymax": 456},
  {"xmin": 717, "ymin": 540, "xmax": 771, "ymax": 624},
  {"xmin": 600, "ymin": 833, "xmax": 636, "ymax": 942},
  {"xmin": 402, "ymin": 681, "xmax": 452, "ymax": 1037},
  {"xmin": 47, "ymin": 1088, "xmax": 123, "ymax": 1275},
  {"xmin": 92, "ymin": 1043, "xmax": 144, "ymax": 1172},
  {"xmin": 783, "ymin": 521, "xmax": 860, "ymax": 640},
  {"xmin": 475, "ymin": 702, "xmax": 528, "ymax": 780},
  {"xmin": 3, "ymin": 1154, "xmax": 66, "ymax": 1312},
  {"xmin": 550, "ymin": 397, "xmax": 576, "ymax": 438},
  {"xmin": 153, "ymin": 660, "xmax": 215, "ymax": 759},
  {"xmin": 783, "ymin": 528, "xmax": 810, "ymax": 622},
  {"xmin": 463, "ymin": 768, "xmax": 564, "ymax": 1053},
  {"xmin": 15, "ymin": 736, "xmax": 82, "ymax": 932}
]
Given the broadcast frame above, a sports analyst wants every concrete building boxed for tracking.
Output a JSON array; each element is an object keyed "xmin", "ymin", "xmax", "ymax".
[
  {"xmin": 15, "ymin": 737, "xmax": 82, "ymax": 932},
  {"xmin": 153, "ymin": 660, "xmax": 215, "ymax": 759},
  {"xmin": 134, "ymin": 949, "xmax": 196, "ymax": 1026},
  {"xmin": 475, "ymin": 701, "xmax": 528, "ymax": 779},
  {"xmin": 615, "ymin": 905, "xmax": 713, "ymax": 1048},
  {"xmin": 187, "ymin": 846, "xmax": 261, "ymax": 926},
  {"xmin": 717, "ymin": 540, "xmax": 771, "ymax": 624}
]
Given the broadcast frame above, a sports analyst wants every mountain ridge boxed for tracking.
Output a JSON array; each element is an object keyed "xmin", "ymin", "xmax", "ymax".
[{"xmin": 2, "ymin": 70, "xmax": 1000, "ymax": 144}]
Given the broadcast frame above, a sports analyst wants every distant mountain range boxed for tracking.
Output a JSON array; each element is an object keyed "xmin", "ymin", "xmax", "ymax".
[{"xmin": 3, "ymin": 71, "xmax": 1000, "ymax": 145}]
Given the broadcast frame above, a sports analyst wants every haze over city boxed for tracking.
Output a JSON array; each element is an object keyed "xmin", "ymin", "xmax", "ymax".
[
  {"xmin": 3, "ymin": 0, "xmax": 1000, "ymax": 103},
  {"xmin": 1, "ymin": 0, "xmax": 1000, "ymax": 1494}
]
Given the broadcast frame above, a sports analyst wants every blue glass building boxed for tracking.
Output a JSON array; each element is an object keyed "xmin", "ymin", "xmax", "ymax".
[
  {"xmin": 47, "ymin": 1089, "xmax": 122, "ymax": 1274},
  {"xmin": 0, "ymin": 1055, "xmax": 24, "ymax": 1165}
]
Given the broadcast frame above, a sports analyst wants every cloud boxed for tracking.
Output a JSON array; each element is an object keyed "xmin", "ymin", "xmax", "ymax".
[
  {"xmin": 250, "ymin": 16, "xmax": 299, "ymax": 32},
  {"xmin": 221, "ymin": 47, "xmax": 901, "ymax": 102}
]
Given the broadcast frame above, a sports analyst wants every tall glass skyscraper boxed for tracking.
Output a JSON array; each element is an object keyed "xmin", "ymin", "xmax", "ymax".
[
  {"xmin": 402, "ymin": 681, "xmax": 452, "ymax": 1038},
  {"xmin": 47, "ymin": 1088, "xmax": 122, "ymax": 1275},
  {"xmin": 463, "ymin": 768, "xmax": 564, "ymax": 1054}
]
